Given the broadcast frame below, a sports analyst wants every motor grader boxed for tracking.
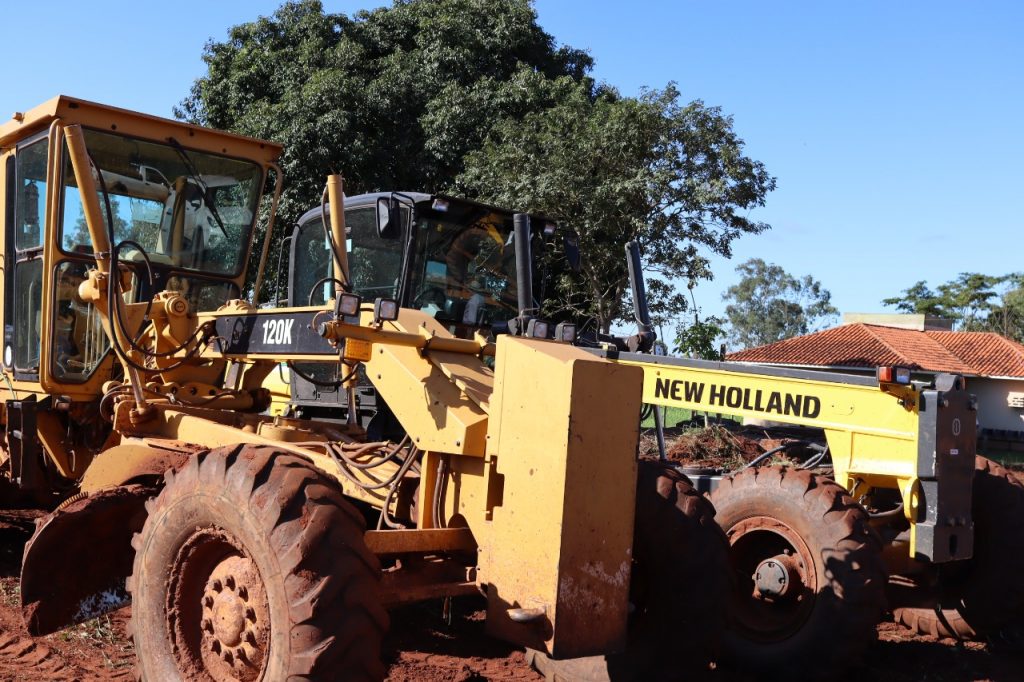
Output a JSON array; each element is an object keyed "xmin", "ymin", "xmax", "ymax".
[
  {"xmin": 0, "ymin": 96, "xmax": 733, "ymax": 681},
  {"xmin": 280, "ymin": 182, "xmax": 1024, "ymax": 679}
]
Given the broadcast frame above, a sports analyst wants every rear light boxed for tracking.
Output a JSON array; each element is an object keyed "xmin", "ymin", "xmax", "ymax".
[{"xmin": 877, "ymin": 366, "xmax": 911, "ymax": 384}]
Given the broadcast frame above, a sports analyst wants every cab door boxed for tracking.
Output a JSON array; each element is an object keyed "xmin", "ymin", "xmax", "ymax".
[{"xmin": 3, "ymin": 133, "xmax": 48, "ymax": 383}]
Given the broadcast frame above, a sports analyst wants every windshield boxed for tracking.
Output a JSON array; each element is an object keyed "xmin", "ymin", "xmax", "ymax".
[
  {"xmin": 408, "ymin": 210, "xmax": 521, "ymax": 329},
  {"xmin": 293, "ymin": 200, "xmax": 530, "ymax": 333},
  {"xmin": 59, "ymin": 128, "xmax": 262, "ymax": 277},
  {"xmin": 294, "ymin": 207, "xmax": 405, "ymax": 306}
]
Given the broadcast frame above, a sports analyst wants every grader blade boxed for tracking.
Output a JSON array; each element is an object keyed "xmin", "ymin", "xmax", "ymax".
[{"xmin": 21, "ymin": 485, "xmax": 153, "ymax": 635}]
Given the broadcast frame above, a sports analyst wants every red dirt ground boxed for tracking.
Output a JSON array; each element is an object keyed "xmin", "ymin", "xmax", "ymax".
[{"xmin": 0, "ymin": 478, "xmax": 1021, "ymax": 681}]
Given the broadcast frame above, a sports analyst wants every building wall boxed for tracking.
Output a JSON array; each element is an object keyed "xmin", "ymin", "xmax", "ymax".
[{"xmin": 971, "ymin": 377, "xmax": 1024, "ymax": 434}]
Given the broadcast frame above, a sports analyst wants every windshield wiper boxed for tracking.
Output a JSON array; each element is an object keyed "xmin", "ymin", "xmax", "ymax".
[{"xmin": 168, "ymin": 137, "xmax": 229, "ymax": 240}]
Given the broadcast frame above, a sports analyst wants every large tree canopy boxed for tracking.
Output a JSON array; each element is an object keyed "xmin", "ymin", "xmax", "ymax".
[
  {"xmin": 178, "ymin": 0, "xmax": 591, "ymax": 295},
  {"xmin": 456, "ymin": 82, "xmax": 775, "ymax": 332},
  {"xmin": 181, "ymin": 0, "xmax": 774, "ymax": 325},
  {"xmin": 722, "ymin": 258, "xmax": 838, "ymax": 350}
]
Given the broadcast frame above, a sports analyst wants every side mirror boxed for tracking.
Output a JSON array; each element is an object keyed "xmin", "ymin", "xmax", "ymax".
[
  {"xmin": 376, "ymin": 197, "xmax": 401, "ymax": 239},
  {"xmin": 563, "ymin": 229, "xmax": 581, "ymax": 272}
]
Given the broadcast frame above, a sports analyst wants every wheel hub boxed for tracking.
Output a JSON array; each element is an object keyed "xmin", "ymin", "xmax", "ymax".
[
  {"xmin": 200, "ymin": 554, "xmax": 269, "ymax": 678},
  {"xmin": 727, "ymin": 516, "xmax": 817, "ymax": 642},
  {"xmin": 753, "ymin": 553, "xmax": 802, "ymax": 600},
  {"xmin": 170, "ymin": 530, "xmax": 271, "ymax": 682}
]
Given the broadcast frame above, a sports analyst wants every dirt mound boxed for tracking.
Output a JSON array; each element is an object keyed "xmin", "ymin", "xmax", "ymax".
[{"xmin": 663, "ymin": 425, "xmax": 765, "ymax": 470}]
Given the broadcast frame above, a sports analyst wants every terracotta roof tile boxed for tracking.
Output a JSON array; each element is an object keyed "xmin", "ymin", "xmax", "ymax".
[
  {"xmin": 726, "ymin": 324, "xmax": 1024, "ymax": 378},
  {"xmin": 924, "ymin": 331, "xmax": 1024, "ymax": 377}
]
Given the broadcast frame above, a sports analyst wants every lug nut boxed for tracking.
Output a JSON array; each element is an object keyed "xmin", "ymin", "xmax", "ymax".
[
  {"xmin": 245, "ymin": 606, "xmax": 257, "ymax": 622},
  {"xmin": 223, "ymin": 650, "xmax": 234, "ymax": 664},
  {"xmin": 211, "ymin": 640, "xmax": 221, "ymax": 654},
  {"xmin": 204, "ymin": 595, "xmax": 214, "ymax": 608},
  {"xmin": 245, "ymin": 631, "xmax": 257, "ymax": 645},
  {"xmin": 225, "ymin": 575, "xmax": 235, "ymax": 590},
  {"xmin": 236, "ymin": 647, "xmax": 247, "ymax": 663},
  {"xmin": 211, "ymin": 579, "xmax": 223, "ymax": 592},
  {"xmin": 237, "ymin": 586, "xmax": 248, "ymax": 600},
  {"xmin": 202, "ymin": 618, "xmax": 213, "ymax": 632}
]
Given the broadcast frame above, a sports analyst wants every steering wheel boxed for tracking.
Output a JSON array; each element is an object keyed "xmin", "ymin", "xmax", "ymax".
[{"xmin": 413, "ymin": 287, "xmax": 447, "ymax": 308}]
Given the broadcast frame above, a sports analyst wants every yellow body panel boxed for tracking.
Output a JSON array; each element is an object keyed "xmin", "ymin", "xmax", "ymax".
[
  {"xmin": 479, "ymin": 337, "xmax": 644, "ymax": 658},
  {"xmin": 363, "ymin": 309, "xmax": 491, "ymax": 456},
  {"xmin": 620, "ymin": 355, "xmax": 975, "ymax": 562},
  {"xmin": 633, "ymin": 359, "xmax": 919, "ymax": 487}
]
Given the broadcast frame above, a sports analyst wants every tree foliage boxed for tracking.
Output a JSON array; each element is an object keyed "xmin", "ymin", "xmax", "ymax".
[
  {"xmin": 722, "ymin": 258, "xmax": 838, "ymax": 350},
  {"xmin": 674, "ymin": 316, "xmax": 725, "ymax": 360},
  {"xmin": 456, "ymin": 82, "xmax": 775, "ymax": 333},
  {"xmin": 181, "ymin": 0, "xmax": 774, "ymax": 321},
  {"xmin": 883, "ymin": 273, "xmax": 1024, "ymax": 342},
  {"xmin": 178, "ymin": 0, "xmax": 592, "ymax": 297}
]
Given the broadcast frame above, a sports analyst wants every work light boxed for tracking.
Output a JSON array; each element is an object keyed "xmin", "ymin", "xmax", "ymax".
[
  {"xmin": 374, "ymin": 297, "xmax": 399, "ymax": 323},
  {"xmin": 337, "ymin": 292, "xmax": 362, "ymax": 317}
]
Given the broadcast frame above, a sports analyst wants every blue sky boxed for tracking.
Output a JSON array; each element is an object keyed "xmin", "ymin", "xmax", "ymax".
[{"xmin": 4, "ymin": 1, "xmax": 1021, "ymax": 327}]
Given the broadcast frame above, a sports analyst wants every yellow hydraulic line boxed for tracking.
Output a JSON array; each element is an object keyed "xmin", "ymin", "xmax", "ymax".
[{"xmin": 320, "ymin": 320, "xmax": 496, "ymax": 357}]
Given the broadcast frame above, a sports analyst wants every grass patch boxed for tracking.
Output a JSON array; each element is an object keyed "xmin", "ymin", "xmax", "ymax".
[{"xmin": 641, "ymin": 406, "xmax": 741, "ymax": 429}]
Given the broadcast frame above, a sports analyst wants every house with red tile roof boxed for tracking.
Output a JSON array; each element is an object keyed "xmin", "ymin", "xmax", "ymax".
[{"xmin": 726, "ymin": 314, "xmax": 1024, "ymax": 441}]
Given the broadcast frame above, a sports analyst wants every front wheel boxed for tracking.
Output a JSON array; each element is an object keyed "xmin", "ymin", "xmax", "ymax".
[
  {"xmin": 709, "ymin": 466, "xmax": 886, "ymax": 678},
  {"xmin": 129, "ymin": 444, "xmax": 388, "ymax": 681}
]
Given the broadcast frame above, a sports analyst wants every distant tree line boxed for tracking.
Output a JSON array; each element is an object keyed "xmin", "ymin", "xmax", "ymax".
[{"xmin": 883, "ymin": 273, "xmax": 1024, "ymax": 343}]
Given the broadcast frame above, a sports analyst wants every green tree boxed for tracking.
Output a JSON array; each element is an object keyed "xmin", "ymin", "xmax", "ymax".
[
  {"xmin": 989, "ymin": 277, "xmax": 1024, "ymax": 341},
  {"xmin": 177, "ymin": 0, "xmax": 592, "ymax": 299},
  {"xmin": 881, "ymin": 280, "xmax": 949, "ymax": 317},
  {"xmin": 722, "ymin": 258, "xmax": 838, "ymax": 350},
  {"xmin": 674, "ymin": 317, "xmax": 725, "ymax": 360},
  {"xmin": 456, "ymin": 82, "xmax": 775, "ymax": 333},
  {"xmin": 884, "ymin": 272, "xmax": 1024, "ymax": 342}
]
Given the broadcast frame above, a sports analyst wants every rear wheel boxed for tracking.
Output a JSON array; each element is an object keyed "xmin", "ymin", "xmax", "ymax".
[
  {"xmin": 129, "ymin": 444, "xmax": 388, "ymax": 681},
  {"xmin": 709, "ymin": 466, "xmax": 886, "ymax": 678},
  {"xmin": 894, "ymin": 456, "xmax": 1024, "ymax": 640},
  {"xmin": 530, "ymin": 460, "xmax": 731, "ymax": 681}
]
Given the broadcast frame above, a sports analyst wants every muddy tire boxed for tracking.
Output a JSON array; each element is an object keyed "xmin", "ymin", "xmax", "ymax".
[
  {"xmin": 709, "ymin": 466, "xmax": 886, "ymax": 677},
  {"xmin": 128, "ymin": 444, "xmax": 388, "ymax": 681},
  {"xmin": 894, "ymin": 456, "xmax": 1024, "ymax": 640},
  {"xmin": 530, "ymin": 460, "xmax": 731, "ymax": 681}
]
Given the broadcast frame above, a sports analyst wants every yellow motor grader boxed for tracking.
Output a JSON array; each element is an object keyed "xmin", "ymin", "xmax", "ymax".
[
  {"xmin": 278, "ymin": 183, "xmax": 1024, "ymax": 679},
  {"xmin": 0, "ymin": 96, "xmax": 731, "ymax": 681}
]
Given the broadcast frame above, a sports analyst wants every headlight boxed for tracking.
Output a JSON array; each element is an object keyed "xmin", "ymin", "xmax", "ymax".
[{"xmin": 526, "ymin": 319, "xmax": 550, "ymax": 339}]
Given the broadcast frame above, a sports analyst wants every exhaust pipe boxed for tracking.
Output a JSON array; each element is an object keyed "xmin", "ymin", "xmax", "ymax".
[{"xmin": 514, "ymin": 213, "xmax": 533, "ymax": 318}]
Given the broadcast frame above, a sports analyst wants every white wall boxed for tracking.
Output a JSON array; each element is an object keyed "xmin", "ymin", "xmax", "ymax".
[{"xmin": 971, "ymin": 377, "xmax": 1024, "ymax": 433}]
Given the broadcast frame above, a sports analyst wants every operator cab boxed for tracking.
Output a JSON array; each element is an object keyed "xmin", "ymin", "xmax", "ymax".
[
  {"xmin": 289, "ymin": 193, "xmax": 564, "ymax": 335},
  {"xmin": 284, "ymin": 192, "xmax": 574, "ymax": 428}
]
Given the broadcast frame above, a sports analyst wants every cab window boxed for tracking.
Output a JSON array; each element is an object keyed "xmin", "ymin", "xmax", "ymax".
[
  {"xmin": 9, "ymin": 138, "xmax": 48, "ymax": 376},
  {"xmin": 291, "ymin": 206, "xmax": 404, "ymax": 306}
]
